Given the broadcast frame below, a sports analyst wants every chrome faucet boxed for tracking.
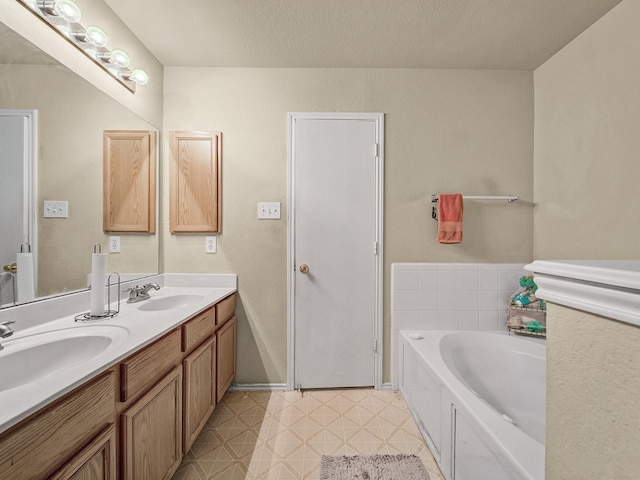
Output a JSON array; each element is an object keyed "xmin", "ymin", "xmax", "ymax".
[
  {"xmin": 126, "ymin": 283, "xmax": 160, "ymax": 303},
  {"xmin": 0, "ymin": 320, "xmax": 15, "ymax": 351}
]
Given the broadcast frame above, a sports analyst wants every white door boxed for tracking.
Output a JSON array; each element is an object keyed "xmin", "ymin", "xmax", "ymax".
[
  {"xmin": 289, "ymin": 113, "xmax": 383, "ymax": 390},
  {"xmin": 0, "ymin": 110, "xmax": 37, "ymax": 307}
]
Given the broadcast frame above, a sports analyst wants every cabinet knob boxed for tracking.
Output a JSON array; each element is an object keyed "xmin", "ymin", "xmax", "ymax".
[{"xmin": 299, "ymin": 264, "xmax": 309, "ymax": 274}]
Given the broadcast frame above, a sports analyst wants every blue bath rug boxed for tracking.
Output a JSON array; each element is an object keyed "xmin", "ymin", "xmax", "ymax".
[{"xmin": 320, "ymin": 454, "xmax": 430, "ymax": 480}]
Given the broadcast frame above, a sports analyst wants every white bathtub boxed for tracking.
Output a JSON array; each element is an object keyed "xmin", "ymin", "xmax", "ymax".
[{"xmin": 399, "ymin": 330, "xmax": 545, "ymax": 480}]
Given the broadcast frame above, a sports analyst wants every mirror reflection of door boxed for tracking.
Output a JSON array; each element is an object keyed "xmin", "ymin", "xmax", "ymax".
[{"xmin": 0, "ymin": 109, "xmax": 36, "ymax": 307}]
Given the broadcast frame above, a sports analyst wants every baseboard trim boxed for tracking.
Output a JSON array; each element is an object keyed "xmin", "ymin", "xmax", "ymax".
[
  {"xmin": 229, "ymin": 383, "xmax": 288, "ymax": 392},
  {"xmin": 229, "ymin": 383, "xmax": 395, "ymax": 392}
]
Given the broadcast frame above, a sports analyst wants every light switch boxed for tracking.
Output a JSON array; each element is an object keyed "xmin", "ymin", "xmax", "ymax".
[
  {"xmin": 258, "ymin": 202, "xmax": 281, "ymax": 219},
  {"xmin": 43, "ymin": 200, "xmax": 68, "ymax": 218}
]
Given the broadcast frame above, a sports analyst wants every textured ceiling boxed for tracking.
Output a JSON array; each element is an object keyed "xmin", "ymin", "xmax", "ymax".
[{"xmin": 105, "ymin": 0, "xmax": 622, "ymax": 69}]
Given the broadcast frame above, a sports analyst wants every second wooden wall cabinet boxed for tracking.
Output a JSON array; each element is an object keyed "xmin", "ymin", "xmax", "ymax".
[
  {"xmin": 170, "ymin": 131, "xmax": 222, "ymax": 233},
  {"xmin": 103, "ymin": 130, "xmax": 157, "ymax": 233}
]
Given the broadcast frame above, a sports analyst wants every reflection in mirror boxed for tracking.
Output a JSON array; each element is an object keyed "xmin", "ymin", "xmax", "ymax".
[{"xmin": 0, "ymin": 21, "xmax": 159, "ymax": 309}]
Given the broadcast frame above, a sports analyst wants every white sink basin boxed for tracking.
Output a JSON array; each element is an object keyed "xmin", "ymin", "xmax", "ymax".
[
  {"xmin": 137, "ymin": 294, "xmax": 204, "ymax": 312},
  {"xmin": 0, "ymin": 325, "xmax": 129, "ymax": 392}
]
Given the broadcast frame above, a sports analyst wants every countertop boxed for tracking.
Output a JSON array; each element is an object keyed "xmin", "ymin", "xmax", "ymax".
[{"xmin": 0, "ymin": 280, "xmax": 236, "ymax": 434}]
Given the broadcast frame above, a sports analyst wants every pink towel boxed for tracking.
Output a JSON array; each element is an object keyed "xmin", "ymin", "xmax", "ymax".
[{"xmin": 437, "ymin": 194, "xmax": 464, "ymax": 244}]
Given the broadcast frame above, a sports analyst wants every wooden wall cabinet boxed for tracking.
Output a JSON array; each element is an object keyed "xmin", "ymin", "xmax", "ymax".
[
  {"xmin": 169, "ymin": 131, "xmax": 222, "ymax": 233},
  {"xmin": 103, "ymin": 130, "xmax": 156, "ymax": 233}
]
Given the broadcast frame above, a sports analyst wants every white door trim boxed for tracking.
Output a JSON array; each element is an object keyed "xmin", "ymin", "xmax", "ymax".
[
  {"xmin": 287, "ymin": 112, "xmax": 384, "ymax": 391},
  {"xmin": 0, "ymin": 109, "xmax": 38, "ymax": 294}
]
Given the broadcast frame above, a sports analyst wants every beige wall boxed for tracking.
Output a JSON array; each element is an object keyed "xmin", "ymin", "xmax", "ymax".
[
  {"xmin": 546, "ymin": 304, "xmax": 640, "ymax": 479},
  {"xmin": 0, "ymin": 64, "xmax": 158, "ymax": 297},
  {"xmin": 533, "ymin": 0, "xmax": 640, "ymax": 259},
  {"xmin": 163, "ymin": 68, "xmax": 534, "ymax": 384},
  {"xmin": 0, "ymin": 0, "xmax": 163, "ymax": 127},
  {"xmin": 534, "ymin": 2, "xmax": 640, "ymax": 477}
]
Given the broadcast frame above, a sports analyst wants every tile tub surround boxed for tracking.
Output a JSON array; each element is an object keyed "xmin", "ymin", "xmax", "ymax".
[
  {"xmin": 0, "ymin": 273, "xmax": 237, "ymax": 433},
  {"xmin": 391, "ymin": 263, "xmax": 527, "ymax": 389}
]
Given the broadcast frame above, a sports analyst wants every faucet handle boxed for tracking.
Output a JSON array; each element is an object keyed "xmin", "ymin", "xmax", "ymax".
[{"xmin": 0, "ymin": 320, "xmax": 15, "ymax": 326}]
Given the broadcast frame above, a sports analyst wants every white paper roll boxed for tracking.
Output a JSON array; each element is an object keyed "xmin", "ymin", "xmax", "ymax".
[
  {"xmin": 16, "ymin": 252, "xmax": 35, "ymax": 303},
  {"xmin": 90, "ymin": 252, "xmax": 107, "ymax": 316}
]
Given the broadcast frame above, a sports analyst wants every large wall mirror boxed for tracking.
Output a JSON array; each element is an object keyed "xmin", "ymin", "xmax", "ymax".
[{"xmin": 0, "ymin": 21, "xmax": 159, "ymax": 309}]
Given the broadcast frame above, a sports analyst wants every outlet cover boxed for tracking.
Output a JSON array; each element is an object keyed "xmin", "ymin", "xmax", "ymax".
[
  {"xmin": 44, "ymin": 200, "xmax": 68, "ymax": 218},
  {"xmin": 109, "ymin": 236, "xmax": 121, "ymax": 253},
  {"xmin": 205, "ymin": 236, "xmax": 217, "ymax": 254},
  {"xmin": 258, "ymin": 202, "xmax": 281, "ymax": 219}
]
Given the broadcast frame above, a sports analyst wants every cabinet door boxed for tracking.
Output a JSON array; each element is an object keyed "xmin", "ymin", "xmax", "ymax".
[
  {"xmin": 103, "ymin": 130, "xmax": 156, "ymax": 232},
  {"xmin": 216, "ymin": 315, "xmax": 236, "ymax": 403},
  {"xmin": 121, "ymin": 365, "xmax": 183, "ymax": 480},
  {"xmin": 183, "ymin": 335, "xmax": 216, "ymax": 452},
  {"xmin": 169, "ymin": 131, "xmax": 222, "ymax": 233},
  {"xmin": 49, "ymin": 425, "xmax": 116, "ymax": 480}
]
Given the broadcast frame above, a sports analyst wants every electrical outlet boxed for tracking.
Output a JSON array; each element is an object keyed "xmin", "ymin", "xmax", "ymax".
[
  {"xmin": 257, "ymin": 202, "xmax": 281, "ymax": 219},
  {"xmin": 205, "ymin": 236, "xmax": 217, "ymax": 254},
  {"xmin": 109, "ymin": 236, "xmax": 121, "ymax": 253},
  {"xmin": 43, "ymin": 200, "xmax": 68, "ymax": 218}
]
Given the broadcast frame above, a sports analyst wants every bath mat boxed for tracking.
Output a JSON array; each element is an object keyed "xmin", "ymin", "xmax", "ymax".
[{"xmin": 320, "ymin": 454, "xmax": 430, "ymax": 480}]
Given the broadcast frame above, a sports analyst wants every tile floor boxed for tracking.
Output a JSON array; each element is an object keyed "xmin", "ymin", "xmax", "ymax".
[{"xmin": 172, "ymin": 388, "xmax": 445, "ymax": 480}]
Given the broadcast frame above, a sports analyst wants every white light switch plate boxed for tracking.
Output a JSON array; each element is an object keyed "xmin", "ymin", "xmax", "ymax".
[
  {"xmin": 44, "ymin": 200, "xmax": 68, "ymax": 218},
  {"xmin": 258, "ymin": 202, "xmax": 281, "ymax": 219}
]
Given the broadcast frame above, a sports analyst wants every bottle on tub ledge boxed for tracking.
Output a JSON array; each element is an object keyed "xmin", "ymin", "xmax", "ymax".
[{"xmin": 507, "ymin": 275, "xmax": 546, "ymax": 335}]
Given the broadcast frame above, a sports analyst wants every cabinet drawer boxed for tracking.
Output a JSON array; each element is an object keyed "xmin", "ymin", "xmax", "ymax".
[
  {"xmin": 120, "ymin": 329, "xmax": 181, "ymax": 402},
  {"xmin": 182, "ymin": 306, "xmax": 215, "ymax": 353},
  {"xmin": 216, "ymin": 293, "xmax": 236, "ymax": 326},
  {"xmin": 0, "ymin": 371, "xmax": 115, "ymax": 479}
]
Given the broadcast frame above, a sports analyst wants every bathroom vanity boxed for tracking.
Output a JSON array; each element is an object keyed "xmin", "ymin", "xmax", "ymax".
[{"xmin": 0, "ymin": 275, "xmax": 237, "ymax": 480}]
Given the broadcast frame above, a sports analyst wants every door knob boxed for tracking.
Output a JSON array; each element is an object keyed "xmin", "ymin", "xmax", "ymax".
[{"xmin": 299, "ymin": 264, "xmax": 309, "ymax": 274}]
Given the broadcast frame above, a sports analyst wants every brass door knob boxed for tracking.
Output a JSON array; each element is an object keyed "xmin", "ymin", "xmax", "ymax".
[
  {"xmin": 3, "ymin": 263, "xmax": 17, "ymax": 273},
  {"xmin": 299, "ymin": 264, "xmax": 309, "ymax": 274}
]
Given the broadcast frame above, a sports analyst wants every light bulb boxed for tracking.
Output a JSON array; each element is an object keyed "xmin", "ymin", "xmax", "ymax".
[
  {"xmin": 129, "ymin": 69, "xmax": 149, "ymax": 85},
  {"xmin": 85, "ymin": 26, "xmax": 108, "ymax": 48},
  {"xmin": 110, "ymin": 49, "xmax": 130, "ymax": 68},
  {"xmin": 53, "ymin": 0, "xmax": 81, "ymax": 23}
]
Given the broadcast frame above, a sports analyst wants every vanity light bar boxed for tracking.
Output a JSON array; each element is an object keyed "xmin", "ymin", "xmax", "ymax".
[{"xmin": 17, "ymin": 0, "xmax": 149, "ymax": 93}]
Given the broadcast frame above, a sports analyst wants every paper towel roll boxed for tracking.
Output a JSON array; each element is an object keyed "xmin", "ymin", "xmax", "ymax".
[
  {"xmin": 90, "ymin": 252, "xmax": 107, "ymax": 316},
  {"xmin": 16, "ymin": 252, "xmax": 35, "ymax": 304}
]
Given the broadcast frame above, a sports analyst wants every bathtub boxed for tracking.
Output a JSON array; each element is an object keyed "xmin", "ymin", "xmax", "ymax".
[{"xmin": 399, "ymin": 330, "xmax": 545, "ymax": 480}]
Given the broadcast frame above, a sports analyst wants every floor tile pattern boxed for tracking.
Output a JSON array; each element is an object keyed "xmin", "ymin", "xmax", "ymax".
[{"xmin": 172, "ymin": 389, "xmax": 445, "ymax": 480}]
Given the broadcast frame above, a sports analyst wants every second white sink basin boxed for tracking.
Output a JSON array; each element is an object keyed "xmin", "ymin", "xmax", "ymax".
[
  {"xmin": 0, "ymin": 325, "xmax": 129, "ymax": 392},
  {"xmin": 137, "ymin": 294, "xmax": 204, "ymax": 312}
]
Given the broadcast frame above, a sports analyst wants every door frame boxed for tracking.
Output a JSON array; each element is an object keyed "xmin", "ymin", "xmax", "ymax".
[
  {"xmin": 287, "ymin": 112, "xmax": 384, "ymax": 391},
  {"xmin": 0, "ymin": 109, "xmax": 38, "ymax": 296}
]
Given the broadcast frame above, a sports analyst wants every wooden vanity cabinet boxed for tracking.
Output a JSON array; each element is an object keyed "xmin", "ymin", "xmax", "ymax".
[
  {"xmin": 0, "ymin": 371, "xmax": 115, "ymax": 480},
  {"xmin": 121, "ymin": 365, "xmax": 183, "ymax": 480},
  {"xmin": 217, "ymin": 315, "xmax": 237, "ymax": 403},
  {"xmin": 183, "ymin": 335, "xmax": 217, "ymax": 452},
  {"xmin": 0, "ymin": 292, "xmax": 237, "ymax": 479},
  {"xmin": 49, "ymin": 426, "xmax": 117, "ymax": 480}
]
